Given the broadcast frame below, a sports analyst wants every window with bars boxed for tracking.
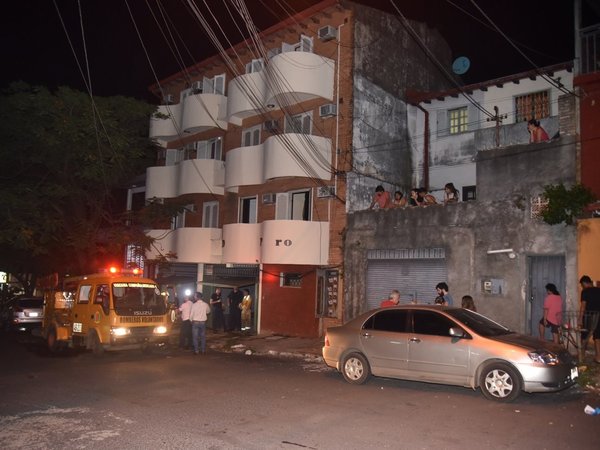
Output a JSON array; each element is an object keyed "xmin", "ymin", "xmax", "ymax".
[
  {"xmin": 281, "ymin": 272, "xmax": 302, "ymax": 287},
  {"xmin": 515, "ymin": 90, "xmax": 550, "ymax": 123},
  {"xmin": 448, "ymin": 107, "xmax": 468, "ymax": 134},
  {"xmin": 530, "ymin": 195, "xmax": 549, "ymax": 219}
]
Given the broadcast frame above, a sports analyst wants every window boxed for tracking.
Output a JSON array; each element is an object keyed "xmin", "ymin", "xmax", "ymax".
[
  {"xmin": 165, "ymin": 149, "xmax": 184, "ymax": 166},
  {"xmin": 363, "ymin": 310, "xmax": 409, "ymax": 332},
  {"xmin": 202, "ymin": 74, "xmax": 226, "ymax": 96},
  {"xmin": 172, "ymin": 204, "xmax": 195, "ymax": 230},
  {"xmin": 239, "ymin": 197, "xmax": 257, "ymax": 224},
  {"xmin": 281, "ymin": 272, "xmax": 302, "ymax": 287},
  {"xmin": 285, "ymin": 112, "xmax": 312, "ymax": 134},
  {"xmin": 448, "ymin": 107, "xmax": 468, "ymax": 134},
  {"xmin": 78, "ymin": 285, "xmax": 92, "ymax": 304},
  {"xmin": 195, "ymin": 138, "xmax": 222, "ymax": 160},
  {"xmin": 275, "ymin": 190, "xmax": 311, "ymax": 220},
  {"xmin": 515, "ymin": 90, "xmax": 550, "ymax": 123},
  {"xmin": 245, "ymin": 58, "xmax": 264, "ymax": 74},
  {"xmin": 203, "ymin": 201, "xmax": 219, "ymax": 228},
  {"xmin": 282, "ymin": 34, "xmax": 313, "ymax": 53},
  {"xmin": 242, "ymin": 125, "xmax": 261, "ymax": 147},
  {"xmin": 412, "ymin": 310, "xmax": 457, "ymax": 337}
]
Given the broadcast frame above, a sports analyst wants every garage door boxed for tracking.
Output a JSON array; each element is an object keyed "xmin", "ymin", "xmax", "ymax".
[{"xmin": 367, "ymin": 248, "xmax": 447, "ymax": 310}]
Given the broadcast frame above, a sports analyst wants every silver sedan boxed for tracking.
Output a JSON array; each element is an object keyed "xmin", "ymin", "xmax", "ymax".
[{"xmin": 323, "ymin": 305, "xmax": 578, "ymax": 401}]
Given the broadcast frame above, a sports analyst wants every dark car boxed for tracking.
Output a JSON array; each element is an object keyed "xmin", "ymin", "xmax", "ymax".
[
  {"xmin": 2, "ymin": 296, "xmax": 44, "ymax": 331},
  {"xmin": 323, "ymin": 305, "xmax": 578, "ymax": 402}
]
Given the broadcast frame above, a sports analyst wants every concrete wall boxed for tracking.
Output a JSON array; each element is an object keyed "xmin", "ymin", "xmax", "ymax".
[
  {"xmin": 347, "ymin": 3, "xmax": 454, "ymax": 212},
  {"xmin": 344, "ymin": 137, "xmax": 578, "ymax": 332}
]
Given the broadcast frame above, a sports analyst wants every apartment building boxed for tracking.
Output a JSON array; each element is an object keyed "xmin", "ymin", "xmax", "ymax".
[{"xmin": 140, "ymin": 0, "xmax": 452, "ymax": 337}]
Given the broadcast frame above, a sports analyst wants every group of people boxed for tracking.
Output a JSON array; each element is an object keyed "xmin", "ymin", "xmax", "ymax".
[
  {"xmin": 379, "ymin": 282, "xmax": 476, "ymax": 311},
  {"xmin": 539, "ymin": 276, "xmax": 600, "ymax": 363},
  {"xmin": 369, "ymin": 183, "xmax": 460, "ymax": 210},
  {"xmin": 178, "ymin": 287, "xmax": 253, "ymax": 355}
]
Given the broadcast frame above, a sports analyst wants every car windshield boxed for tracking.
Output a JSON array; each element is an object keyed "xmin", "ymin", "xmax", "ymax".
[
  {"xmin": 18, "ymin": 298, "xmax": 43, "ymax": 308},
  {"xmin": 445, "ymin": 308, "xmax": 512, "ymax": 337},
  {"xmin": 112, "ymin": 282, "xmax": 166, "ymax": 316}
]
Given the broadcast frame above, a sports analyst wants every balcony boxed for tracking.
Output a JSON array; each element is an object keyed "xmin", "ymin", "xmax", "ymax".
[
  {"xmin": 181, "ymin": 93, "xmax": 228, "ymax": 134},
  {"xmin": 261, "ymin": 220, "xmax": 329, "ymax": 265},
  {"xmin": 146, "ymin": 159, "xmax": 225, "ymax": 199},
  {"xmin": 580, "ymin": 24, "xmax": 600, "ymax": 75},
  {"xmin": 149, "ymin": 104, "xmax": 182, "ymax": 142},
  {"xmin": 222, "ymin": 223, "xmax": 261, "ymax": 263},
  {"xmin": 145, "ymin": 227, "xmax": 222, "ymax": 264},
  {"xmin": 225, "ymin": 134, "xmax": 332, "ymax": 190},
  {"xmin": 226, "ymin": 51, "xmax": 334, "ymax": 123},
  {"xmin": 227, "ymin": 71, "xmax": 268, "ymax": 126}
]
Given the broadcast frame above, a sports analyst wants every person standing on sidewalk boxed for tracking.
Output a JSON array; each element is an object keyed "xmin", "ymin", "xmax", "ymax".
[
  {"xmin": 228, "ymin": 287, "xmax": 244, "ymax": 332},
  {"xmin": 210, "ymin": 288, "xmax": 225, "ymax": 333},
  {"xmin": 178, "ymin": 295, "xmax": 193, "ymax": 349},
  {"xmin": 240, "ymin": 289, "xmax": 253, "ymax": 333},
  {"xmin": 190, "ymin": 292, "xmax": 211, "ymax": 355}
]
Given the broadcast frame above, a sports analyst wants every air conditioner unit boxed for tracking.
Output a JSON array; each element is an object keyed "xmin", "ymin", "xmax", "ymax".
[
  {"xmin": 190, "ymin": 80, "xmax": 202, "ymax": 93},
  {"xmin": 163, "ymin": 94, "xmax": 174, "ymax": 104},
  {"xmin": 318, "ymin": 25, "xmax": 337, "ymax": 41},
  {"xmin": 317, "ymin": 186, "xmax": 335, "ymax": 198},
  {"xmin": 263, "ymin": 119, "xmax": 279, "ymax": 132},
  {"xmin": 319, "ymin": 103, "xmax": 337, "ymax": 117},
  {"xmin": 262, "ymin": 193, "xmax": 276, "ymax": 204}
]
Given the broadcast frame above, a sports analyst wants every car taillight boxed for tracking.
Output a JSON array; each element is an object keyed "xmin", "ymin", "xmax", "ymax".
[{"xmin": 324, "ymin": 334, "xmax": 330, "ymax": 347}]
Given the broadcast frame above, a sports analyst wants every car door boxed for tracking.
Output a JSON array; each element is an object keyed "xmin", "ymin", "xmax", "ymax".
[
  {"xmin": 359, "ymin": 309, "xmax": 409, "ymax": 377},
  {"xmin": 71, "ymin": 284, "xmax": 92, "ymax": 336},
  {"xmin": 406, "ymin": 310, "xmax": 470, "ymax": 385}
]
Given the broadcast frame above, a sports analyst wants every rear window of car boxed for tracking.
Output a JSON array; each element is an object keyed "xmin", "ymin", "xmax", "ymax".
[{"xmin": 17, "ymin": 298, "xmax": 43, "ymax": 308}]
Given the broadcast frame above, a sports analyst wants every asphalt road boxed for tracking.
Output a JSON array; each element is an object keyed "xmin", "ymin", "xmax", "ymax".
[{"xmin": 0, "ymin": 331, "xmax": 599, "ymax": 450}]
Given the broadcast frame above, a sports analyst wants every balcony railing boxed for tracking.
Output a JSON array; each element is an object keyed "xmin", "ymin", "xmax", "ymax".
[
  {"xmin": 145, "ymin": 227, "xmax": 222, "ymax": 264},
  {"xmin": 225, "ymin": 133, "xmax": 332, "ymax": 189},
  {"xmin": 146, "ymin": 158, "xmax": 225, "ymax": 199},
  {"xmin": 227, "ymin": 51, "xmax": 334, "ymax": 124},
  {"xmin": 149, "ymin": 104, "xmax": 182, "ymax": 142},
  {"xmin": 181, "ymin": 93, "xmax": 228, "ymax": 134}
]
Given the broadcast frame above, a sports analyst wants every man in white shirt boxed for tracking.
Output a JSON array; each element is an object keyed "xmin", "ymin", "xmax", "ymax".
[
  {"xmin": 178, "ymin": 296, "xmax": 193, "ymax": 349},
  {"xmin": 190, "ymin": 292, "xmax": 211, "ymax": 355}
]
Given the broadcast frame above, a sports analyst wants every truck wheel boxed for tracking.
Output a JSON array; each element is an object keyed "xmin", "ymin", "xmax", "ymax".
[{"xmin": 90, "ymin": 331, "xmax": 104, "ymax": 356}]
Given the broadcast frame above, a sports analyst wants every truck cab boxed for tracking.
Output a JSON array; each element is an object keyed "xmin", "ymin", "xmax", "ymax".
[{"xmin": 43, "ymin": 270, "xmax": 171, "ymax": 353}]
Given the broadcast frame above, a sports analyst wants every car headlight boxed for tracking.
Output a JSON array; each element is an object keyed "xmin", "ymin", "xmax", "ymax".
[
  {"xmin": 528, "ymin": 350, "xmax": 559, "ymax": 365},
  {"xmin": 110, "ymin": 327, "xmax": 131, "ymax": 337},
  {"xmin": 153, "ymin": 325, "xmax": 168, "ymax": 335}
]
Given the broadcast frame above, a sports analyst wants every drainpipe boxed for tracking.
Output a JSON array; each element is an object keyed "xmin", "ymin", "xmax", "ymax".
[
  {"xmin": 416, "ymin": 104, "xmax": 430, "ymax": 190},
  {"xmin": 334, "ymin": 21, "xmax": 345, "ymax": 203}
]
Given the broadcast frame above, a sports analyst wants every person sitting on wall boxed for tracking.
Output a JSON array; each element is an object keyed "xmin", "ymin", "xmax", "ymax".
[
  {"xmin": 527, "ymin": 118, "xmax": 550, "ymax": 143},
  {"xmin": 392, "ymin": 191, "xmax": 407, "ymax": 208},
  {"xmin": 418, "ymin": 187, "xmax": 437, "ymax": 205},
  {"xmin": 369, "ymin": 185, "xmax": 391, "ymax": 209},
  {"xmin": 408, "ymin": 188, "xmax": 422, "ymax": 206},
  {"xmin": 444, "ymin": 183, "xmax": 460, "ymax": 204}
]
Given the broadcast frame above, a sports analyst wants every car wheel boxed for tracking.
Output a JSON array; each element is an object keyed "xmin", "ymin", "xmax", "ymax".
[
  {"xmin": 480, "ymin": 362, "xmax": 522, "ymax": 402},
  {"xmin": 342, "ymin": 352, "xmax": 370, "ymax": 385},
  {"xmin": 90, "ymin": 331, "xmax": 104, "ymax": 356}
]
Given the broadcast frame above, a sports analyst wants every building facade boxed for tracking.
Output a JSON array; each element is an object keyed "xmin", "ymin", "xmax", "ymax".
[{"xmin": 140, "ymin": 0, "xmax": 452, "ymax": 337}]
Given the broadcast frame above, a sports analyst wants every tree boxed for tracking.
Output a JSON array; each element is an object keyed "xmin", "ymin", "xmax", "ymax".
[
  {"xmin": 0, "ymin": 82, "xmax": 161, "ymax": 293},
  {"xmin": 541, "ymin": 183, "xmax": 596, "ymax": 226}
]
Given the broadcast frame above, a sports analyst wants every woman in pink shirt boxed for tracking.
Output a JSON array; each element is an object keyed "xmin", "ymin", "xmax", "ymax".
[{"xmin": 538, "ymin": 283, "xmax": 563, "ymax": 344}]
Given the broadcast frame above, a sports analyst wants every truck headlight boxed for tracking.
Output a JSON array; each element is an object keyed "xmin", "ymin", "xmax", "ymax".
[
  {"xmin": 153, "ymin": 325, "xmax": 168, "ymax": 335},
  {"xmin": 110, "ymin": 327, "xmax": 131, "ymax": 337},
  {"xmin": 528, "ymin": 350, "xmax": 558, "ymax": 365}
]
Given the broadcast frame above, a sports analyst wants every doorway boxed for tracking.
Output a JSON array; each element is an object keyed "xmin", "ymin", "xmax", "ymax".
[{"xmin": 527, "ymin": 255, "xmax": 565, "ymax": 338}]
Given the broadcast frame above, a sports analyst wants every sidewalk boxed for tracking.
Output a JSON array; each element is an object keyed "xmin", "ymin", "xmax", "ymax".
[{"xmin": 203, "ymin": 330, "xmax": 324, "ymax": 361}]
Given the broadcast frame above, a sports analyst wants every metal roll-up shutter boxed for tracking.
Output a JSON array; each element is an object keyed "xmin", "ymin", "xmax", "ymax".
[{"xmin": 366, "ymin": 248, "xmax": 447, "ymax": 310}]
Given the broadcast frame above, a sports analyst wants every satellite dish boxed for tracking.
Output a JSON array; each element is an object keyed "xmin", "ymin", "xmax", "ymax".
[{"xmin": 452, "ymin": 56, "xmax": 470, "ymax": 75}]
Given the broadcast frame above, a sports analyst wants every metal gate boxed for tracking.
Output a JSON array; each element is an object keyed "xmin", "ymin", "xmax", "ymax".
[
  {"xmin": 367, "ymin": 248, "xmax": 447, "ymax": 310},
  {"xmin": 527, "ymin": 255, "xmax": 565, "ymax": 337}
]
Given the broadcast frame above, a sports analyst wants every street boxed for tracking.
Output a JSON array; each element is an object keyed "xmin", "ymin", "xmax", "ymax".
[{"xmin": 0, "ymin": 332, "xmax": 599, "ymax": 450}]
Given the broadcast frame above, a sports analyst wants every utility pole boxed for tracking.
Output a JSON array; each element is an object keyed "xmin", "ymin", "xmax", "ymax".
[{"xmin": 486, "ymin": 105, "xmax": 508, "ymax": 147}]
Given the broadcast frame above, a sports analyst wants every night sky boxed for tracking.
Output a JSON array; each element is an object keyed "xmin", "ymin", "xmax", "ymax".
[{"xmin": 1, "ymin": 1, "xmax": 597, "ymax": 102}]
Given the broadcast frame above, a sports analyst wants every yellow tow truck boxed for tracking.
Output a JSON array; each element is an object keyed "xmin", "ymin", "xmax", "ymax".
[{"xmin": 42, "ymin": 268, "xmax": 172, "ymax": 354}]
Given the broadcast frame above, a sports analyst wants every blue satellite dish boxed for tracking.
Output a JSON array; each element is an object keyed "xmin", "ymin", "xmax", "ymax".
[{"xmin": 452, "ymin": 56, "xmax": 471, "ymax": 75}]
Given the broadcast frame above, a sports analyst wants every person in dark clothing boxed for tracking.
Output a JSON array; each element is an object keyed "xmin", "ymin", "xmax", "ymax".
[
  {"xmin": 210, "ymin": 288, "xmax": 225, "ymax": 332},
  {"xmin": 579, "ymin": 275, "xmax": 600, "ymax": 363},
  {"xmin": 227, "ymin": 287, "xmax": 244, "ymax": 332}
]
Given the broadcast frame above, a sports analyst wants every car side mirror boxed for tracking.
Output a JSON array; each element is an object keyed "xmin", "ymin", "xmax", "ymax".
[{"xmin": 449, "ymin": 327, "xmax": 467, "ymax": 338}]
